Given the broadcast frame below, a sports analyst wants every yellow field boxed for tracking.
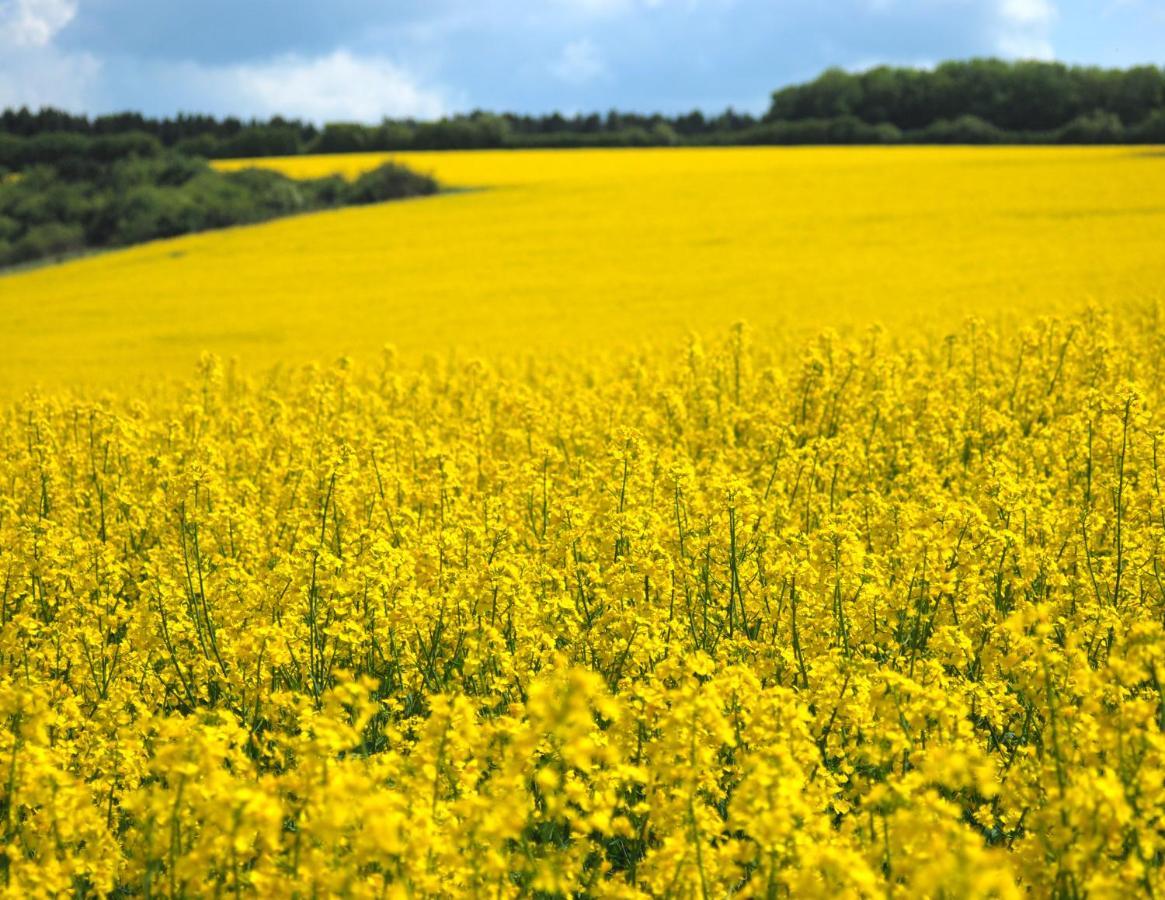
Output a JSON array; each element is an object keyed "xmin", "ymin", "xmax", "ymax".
[
  {"xmin": 1, "ymin": 146, "xmax": 1162, "ymax": 391},
  {"xmin": 3, "ymin": 148, "xmax": 1165, "ymax": 895}
]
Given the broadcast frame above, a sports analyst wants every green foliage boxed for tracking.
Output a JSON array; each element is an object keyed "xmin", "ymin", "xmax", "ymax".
[
  {"xmin": 768, "ymin": 59, "xmax": 1165, "ymax": 134},
  {"xmin": 0, "ymin": 153, "xmax": 440, "ymax": 270},
  {"xmin": 413, "ymin": 115, "xmax": 510, "ymax": 150},
  {"xmin": 1056, "ymin": 110, "xmax": 1125, "ymax": 144},
  {"xmin": 172, "ymin": 134, "xmax": 222, "ymax": 158},
  {"xmin": 310, "ymin": 123, "xmax": 374, "ymax": 154},
  {"xmin": 728, "ymin": 116, "xmax": 902, "ymax": 145},
  {"xmin": 345, "ymin": 163, "xmax": 439, "ymax": 204},
  {"xmin": 304, "ymin": 174, "xmax": 349, "ymax": 206},
  {"xmin": 1, "ymin": 58, "xmax": 1161, "ymax": 166},
  {"xmin": 6, "ymin": 221, "xmax": 85, "ymax": 264},
  {"xmin": 916, "ymin": 115, "xmax": 1008, "ymax": 144},
  {"xmin": 1129, "ymin": 110, "xmax": 1165, "ymax": 143},
  {"xmin": 218, "ymin": 126, "xmax": 303, "ymax": 158},
  {"xmin": 90, "ymin": 131, "xmax": 163, "ymax": 162}
]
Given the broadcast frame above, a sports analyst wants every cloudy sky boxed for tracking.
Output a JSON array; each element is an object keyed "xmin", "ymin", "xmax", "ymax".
[{"xmin": 1, "ymin": 0, "xmax": 1162, "ymax": 121}]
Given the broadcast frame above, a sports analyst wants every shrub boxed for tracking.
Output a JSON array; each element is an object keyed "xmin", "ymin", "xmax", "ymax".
[
  {"xmin": 1056, "ymin": 110, "xmax": 1125, "ymax": 144},
  {"xmin": 90, "ymin": 131, "xmax": 163, "ymax": 162},
  {"xmin": 344, "ymin": 163, "xmax": 439, "ymax": 205},
  {"xmin": 8, "ymin": 221, "xmax": 85, "ymax": 263},
  {"xmin": 108, "ymin": 186, "xmax": 202, "ymax": 244},
  {"xmin": 736, "ymin": 116, "xmax": 901, "ymax": 145},
  {"xmin": 1127, "ymin": 109, "xmax": 1165, "ymax": 143},
  {"xmin": 303, "ymin": 175, "xmax": 349, "ymax": 207},
  {"xmin": 915, "ymin": 114, "xmax": 1009, "ymax": 144},
  {"xmin": 0, "ymin": 134, "xmax": 21, "ymax": 170},
  {"xmin": 219, "ymin": 127, "xmax": 302, "ymax": 159},
  {"xmin": 174, "ymin": 134, "xmax": 223, "ymax": 158}
]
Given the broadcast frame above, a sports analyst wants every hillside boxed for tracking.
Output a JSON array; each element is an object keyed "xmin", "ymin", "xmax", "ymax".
[{"xmin": 1, "ymin": 146, "xmax": 1161, "ymax": 392}]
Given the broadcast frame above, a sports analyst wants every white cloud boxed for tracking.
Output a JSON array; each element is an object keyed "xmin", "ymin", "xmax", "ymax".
[
  {"xmin": 550, "ymin": 38, "xmax": 607, "ymax": 85},
  {"xmin": 553, "ymin": 0, "xmax": 632, "ymax": 12},
  {"xmin": 191, "ymin": 50, "xmax": 448, "ymax": 122},
  {"xmin": 995, "ymin": 33, "xmax": 1054, "ymax": 58},
  {"xmin": 0, "ymin": 45, "xmax": 99, "ymax": 108},
  {"xmin": 994, "ymin": 0, "xmax": 1056, "ymax": 59},
  {"xmin": 0, "ymin": 0, "xmax": 98, "ymax": 110},
  {"xmin": 998, "ymin": 0, "xmax": 1055, "ymax": 26},
  {"xmin": 0, "ymin": 0, "xmax": 77, "ymax": 48},
  {"xmin": 548, "ymin": 0, "xmax": 716, "ymax": 17}
]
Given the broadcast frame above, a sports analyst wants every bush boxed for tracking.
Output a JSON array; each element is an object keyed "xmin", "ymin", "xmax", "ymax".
[
  {"xmin": 223, "ymin": 168, "xmax": 313, "ymax": 216},
  {"xmin": 90, "ymin": 131, "xmax": 163, "ymax": 162},
  {"xmin": 23, "ymin": 132, "xmax": 90, "ymax": 165},
  {"xmin": 650, "ymin": 123, "xmax": 681, "ymax": 146},
  {"xmin": 344, "ymin": 163, "xmax": 438, "ymax": 205},
  {"xmin": 0, "ymin": 134, "xmax": 22, "ymax": 170},
  {"xmin": 8, "ymin": 221, "xmax": 85, "ymax": 263},
  {"xmin": 151, "ymin": 155, "xmax": 208, "ymax": 188},
  {"xmin": 735, "ymin": 116, "xmax": 901, "ymax": 145},
  {"xmin": 173, "ymin": 173, "xmax": 255, "ymax": 229},
  {"xmin": 1056, "ymin": 110, "xmax": 1125, "ymax": 144},
  {"xmin": 105, "ymin": 186, "xmax": 201, "ymax": 244},
  {"xmin": 5, "ymin": 178, "xmax": 93, "ymax": 228},
  {"xmin": 174, "ymin": 134, "xmax": 222, "ymax": 158},
  {"xmin": 219, "ymin": 127, "xmax": 302, "ymax": 159},
  {"xmin": 915, "ymin": 114, "xmax": 1008, "ymax": 144},
  {"xmin": 1128, "ymin": 109, "xmax": 1165, "ymax": 143},
  {"xmin": 303, "ymin": 175, "xmax": 349, "ymax": 207}
]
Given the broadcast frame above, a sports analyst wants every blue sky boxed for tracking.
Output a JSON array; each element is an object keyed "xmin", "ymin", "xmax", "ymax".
[{"xmin": 1, "ymin": 0, "xmax": 1162, "ymax": 120}]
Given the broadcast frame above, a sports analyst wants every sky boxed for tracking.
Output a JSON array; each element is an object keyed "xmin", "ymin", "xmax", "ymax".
[{"xmin": 0, "ymin": 0, "xmax": 1162, "ymax": 121}]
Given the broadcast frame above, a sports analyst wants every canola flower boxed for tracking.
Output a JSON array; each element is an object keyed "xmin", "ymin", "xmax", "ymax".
[
  {"xmin": 2, "ymin": 146, "xmax": 1164, "ymax": 391},
  {"xmin": 3, "ymin": 305, "xmax": 1165, "ymax": 896}
]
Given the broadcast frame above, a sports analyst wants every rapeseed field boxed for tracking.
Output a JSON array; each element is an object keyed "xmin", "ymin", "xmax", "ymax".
[
  {"xmin": 2, "ymin": 148, "xmax": 1165, "ymax": 896},
  {"xmin": 1, "ymin": 147, "xmax": 1163, "ymax": 389}
]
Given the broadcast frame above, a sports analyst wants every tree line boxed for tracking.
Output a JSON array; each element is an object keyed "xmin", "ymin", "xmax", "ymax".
[
  {"xmin": 3, "ymin": 57, "xmax": 1161, "ymax": 271},
  {"xmin": 2, "ymin": 59, "xmax": 1163, "ymax": 166}
]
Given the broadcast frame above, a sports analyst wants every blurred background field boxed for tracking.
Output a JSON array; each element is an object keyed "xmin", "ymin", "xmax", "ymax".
[{"xmin": 1, "ymin": 145, "xmax": 1163, "ymax": 392}]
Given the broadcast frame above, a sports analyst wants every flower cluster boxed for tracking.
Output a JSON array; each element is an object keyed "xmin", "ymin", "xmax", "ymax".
[{"xmin": 2, "ymin": 307, "xmax": 1165, "ymax": 895}]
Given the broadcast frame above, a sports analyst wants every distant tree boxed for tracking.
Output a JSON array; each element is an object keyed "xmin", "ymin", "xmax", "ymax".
[
  {"xmin": 90, "ymin": 131, "xmax": 163, "ymax": 162},
  {"xmin": 1113, "ymin": 66, "xmax": 1165, "ymax": 124},
  {"xmin": 2, "ymin": 58, "xmax": 1163, "ymax": 159},
  {"xmin": 311, "ymin": 123, "xmax": 373, "ymax": 154},
  {"xmin": 369, "ymin": 122, "xmax": 416, "ymax": 151},
  {"xmin": 917, "ymin": 115, "xmax": 1008, "ymax": 144},
  {"xmin": 1130, "ymin": 109, "xmax": 1165, "ymax": 142},
  {"xmin": 173, "ymin": 134, "xmax": 222, "ymax": 158},
  {"xmin": 6, "ymin": 222, "xmax": 85, "ymax": 264},
  {"xmin": 219, "ymin": 127, "xmax": 302, "ymax": 158},
  {"xmin": 1057, "ymin": 110, "xmax": 1124, "ymax": 144},
  {"xmin": 412, "ymin": 115, "xmax": 508, "ymax": 150},
  {"xmin": 768, "ymin": 59, "xmax": 1165, "ymax": 134}
]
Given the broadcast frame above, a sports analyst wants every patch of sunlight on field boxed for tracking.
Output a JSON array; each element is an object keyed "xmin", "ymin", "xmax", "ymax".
[{"xmin": 1, "ymin": 146, "xmax": 1163, "ymax": 393}]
